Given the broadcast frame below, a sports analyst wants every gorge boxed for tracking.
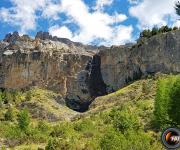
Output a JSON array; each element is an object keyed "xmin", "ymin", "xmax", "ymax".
[{"xmin": 0, "ymin": 30, "xmax": 179, "ymax": 112}]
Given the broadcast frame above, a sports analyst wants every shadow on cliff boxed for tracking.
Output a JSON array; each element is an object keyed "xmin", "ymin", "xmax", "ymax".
[{"xmin": 65, "ymin": 54, "xmax": 107, "ymax": 112}]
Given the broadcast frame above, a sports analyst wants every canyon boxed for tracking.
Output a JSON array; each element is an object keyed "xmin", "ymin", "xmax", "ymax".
[{"xmin": 0, "ymin": 30, "xmax": 179, "ymax": 112}]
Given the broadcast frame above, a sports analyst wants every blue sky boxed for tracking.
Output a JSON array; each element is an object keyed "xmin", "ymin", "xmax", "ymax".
[{"xmin": 0, "ymin": 0, "xmax": 179, "ymax": 46}]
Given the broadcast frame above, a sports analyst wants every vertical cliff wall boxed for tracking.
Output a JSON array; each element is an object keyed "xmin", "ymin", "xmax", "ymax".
[
  {"xmin": 99, "ymin": 30, "xmax": 180, "ymax": 92},
  {"xmin": 0, "ymin": 32, "xmax": 107, "ymax": 111}
]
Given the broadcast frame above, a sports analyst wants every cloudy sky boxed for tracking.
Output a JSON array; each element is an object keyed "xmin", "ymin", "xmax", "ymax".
[{"xmin": 0, "ymin": 0, "xmax": 179, "ymax": 46}]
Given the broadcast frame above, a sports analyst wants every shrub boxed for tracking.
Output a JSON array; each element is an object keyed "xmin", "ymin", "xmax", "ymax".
[
  {"xmin": 73, "ymin": 119, "xmax": 94, "ymax": 132},
  {"xmin": 175, "ymin": 1, "xmax": 180, "ymax": 16},
  {"xmin": 151, "ymin": 27, "xmax": 158, "ymax": 36},
  {"xmin": 100, "ymin": 129, "xmax": 127, "ymax": 150},
  {"xmin": 50, "ymin": 123, "xmax": 75, "ymax": 138},
  {"xmin": 37, "ymin": 120, "xmax": 50, "ymax": 133},
  {"xmin": 140, "ymin": 29, "xmax": 152, "ymax": 38},
  {"xmin": 25, "ymin": 91, "xmax": 32, "ymax": 101},
  {"xmin": 13, "ymin": 91, "xmax": 24, "ymax": 103},
  {"xmin": 125, "ymin": 130, "xmax": 153, "ymax": 150},
  {"xmin": 100, "ymin": 129, "xmax": 158, "ymax": 150},
  {"xmin": 5, "ymin": 125, "xmax": 24, "ymax": 139},
  {"xmin": 140, "ymin": 25, "xmax": 175, "ymax": 39},
  {"xmin": 0, "ymin": 91, "xmax": 4, "ymax": 107},
  {"xmin": 159, "ymin": 26, "xmax": 172, "ymax": 33},
  {"xmin": 109, "ymin": 107, "xmax": 140, "ymax": 133},
  {"xmin": 17, "ymin": 109, "xmax": 30, "ymax": 131},
  {"xmin": 3, "ymin": 91, "xmax": 14, "ymax": 104},
  {"xmin": 45, "ymin": 138, "xmax": 72, "ymax": 150},
  {"xmin": 25, "ymin": 127, "xmax": 48, "ymax": 143},
  {"xmin": 173, "ymin": 27, "xmax": 178, "ymax": 30},
  {"xmin": 142, "ymin": 81, "xmax": 150, "ymax": 94},
  {"xmin": 168, "ymin": 77, "xmax": 180, "ymax": 126},
  {"xmin": 4, "ymin": 107, "xmax": 15, "ymax": 121},
  {"xmin": 154, "ymin": 76, "xmax": 180, "ymax": 129}
]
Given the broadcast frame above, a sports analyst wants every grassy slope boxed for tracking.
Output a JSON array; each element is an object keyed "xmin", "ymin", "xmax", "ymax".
[
  {"xmin": 0, "ymin": 74, "xmax": 174, "ymax": 149},
  {"xmin": 20, "ymin": 87, "xmax": 79, "ymax": 121}
]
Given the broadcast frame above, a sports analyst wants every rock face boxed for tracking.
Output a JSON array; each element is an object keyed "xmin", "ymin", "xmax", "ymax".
[
  {"xmin": 99, "ymin": 30, "xmax": 180, "ymax": 92},
  {"xmin": 0, "ymin": 30, "xmax": 180, "ymax": 111},
  {"xmin": 0, "ymin": 32, "xmax": 106, "ymax": 112},
  {"xmin": 36, "ymin": 31, "xmax": 97, "ymax": 51}
]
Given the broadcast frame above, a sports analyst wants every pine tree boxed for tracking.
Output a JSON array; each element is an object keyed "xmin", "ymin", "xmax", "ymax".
[
  {"xmin": 17, "ymin": 109, "xmax": 30, "ymax": 131},
  {"xmin": 151, "ymin": 27, "xmax": 158, "ymax": 36},
  {"xmin": 175, "ymin": 1, "xmax": 180, "ymax": 16}
]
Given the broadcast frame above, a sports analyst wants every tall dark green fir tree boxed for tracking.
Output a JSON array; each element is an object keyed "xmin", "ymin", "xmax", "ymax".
[{"xmin": 175, "ymin": 1, "xmax": 180, "ymax": 16}]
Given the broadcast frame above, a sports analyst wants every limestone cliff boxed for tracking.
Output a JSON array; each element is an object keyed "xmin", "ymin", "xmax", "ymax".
[
  {"xmin": 99, "ymin": 30, "xmax": 180, "ymax": 92},
  {"xmin": 0, "ymin": 30, "xmax": 179, "ymax": 111},
  {"xmin": 0, "ymin": 32, "xmax": 106, "ymax": 112}
]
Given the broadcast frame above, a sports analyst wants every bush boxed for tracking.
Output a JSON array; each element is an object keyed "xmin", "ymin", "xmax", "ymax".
[
  {"xmin": 3, "ymin": 91, "xmax": 14, "ymax": 104},
  {"xmin": 13, "ymin": 91, "xmax": 24, "ymax": 103},
  {"xmin": 159, "ymin": 26, "xmax": 172, "ymax": 33},
  {"xmin": 100, "ymin": 129, "xmax": 127, "ymax": 150},
  {"xmin": 154, "ymin": 76, "xmax": 180, "ymax": 129},
  {"xmin": 4, "ymin": 107, "xmax": 15, "ymax": 121},
  {"xmin": 73, "ymin": 119, "xmax": 94, "ymax": 132},
  {"xmin": 140, "ymin": 29, "xmax": 152, "ymax": 38},
  {"xmin": 50, "ymin": 123, "xmax": 75, "ymax": 138},
  {"xmin": 45, "ymin": 138, "xmax": 71, "ymax": 150},
  {"xmin": 0, "ymin": 90, "xmax": 23, "ymax": 105},
  {"xmin": 173, "ymin": 27, "xmax": 178, "ymax": 30},
  {"xmin": 168, "ymin": 77, "xmax": 180, "ymax": 125},
  {"xmin": 151, "ymin": 27, "xmax": 158, "ymax": 36},
  {"xmin": 100, "ymin": 128, "xmax": 158, "ymax": 150},
  {"xmin": 25, "ymin": 91, "xmax": 32, "ymax": 101},
  {"xmin": 140, "ymin": 25, "xmax": 175, "ymax": 39},
  {"xmin": 5, "ymin": 125, "xmax": 24, "ymax": 139},
  {"xmin": 0, "ymin": 91, "xmax": 5, "ymax": 107},
  {"xmin": 25, "ymin": 127, "xmax": 48, "ymax": 143},
  {"xmin": 109, "ymin": 107, "xmax": 140, "ymax": 133},
  {"xmin": 17, "ymin": 109, "xmax": 30, "ymax": 131},
  {"xmin": 125, "ymin": 130, "xmax": 153, "ymax": 150},
  {"xmin": 37, "ymin": 120, "xmax": 50, "ymax": 133}
]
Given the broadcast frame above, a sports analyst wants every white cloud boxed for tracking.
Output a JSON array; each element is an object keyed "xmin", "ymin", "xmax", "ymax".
[
  {"xmin": 0, "ymin": 0, "xmax": 133, "ymax": 46},
  {"xmin": 128, "ymin": 0, "xmax": 140, "ymax": 5},
  {"xmin": 94, "ymin": 0, "xmax": 114, "ymax": 11},
  {"xmin": 48, "ymin": 0, "xmax": 132, "ymax": 46},
  {"xmin": 114, "ymin": 13, "xmax": 128, "ymax": 23},
  {"xmin": 42, "ymin": 2, "xmax": 61, "ymax": 20},
  {"xmin": 49, "ymin": 25, "xmax": 73, "ymax": 39},
  {"xmin": 0, "ymin": 0, "xmax": 47, "ymax": 32},
  {"xmin": 111, "ymin": 25, "xmax": 133, "ymax": 45},
  {"xmin": 129, "ymin": 0, "xmax": 178, "ymax": 29}
]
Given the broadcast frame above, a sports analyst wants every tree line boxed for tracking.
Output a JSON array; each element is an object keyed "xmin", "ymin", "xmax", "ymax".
[{"xmin": 140, "ymin": 26, "xmax": 178, "ymax": 38}]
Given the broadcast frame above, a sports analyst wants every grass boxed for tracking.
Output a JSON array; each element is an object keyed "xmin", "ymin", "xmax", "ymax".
[
  {"xmin": 11, "ymin": 144, "xmax": 45, "ymax": 150},
  {"xmin": 19, "ymin": 87, "xmax": 79, "ymax": 121},
  {"xmin": 0, "ymin": 74, "xmax": 178, "ymax": 149}
]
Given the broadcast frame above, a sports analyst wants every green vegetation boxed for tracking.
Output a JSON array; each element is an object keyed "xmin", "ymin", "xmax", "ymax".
[
  {"xmin": 0, "ymin": 74, "xmax": 179, "ymax": 149},
  {"xmin": 140, "ymin": 26, "xmax": 178, "ymax": 38},
  {"xmin": 17, "ymin": 109, "xmax": 30, "ymax": 131},
  {"xmin": 154, "ymin": 75, "xmax": 180, "ymax": 129},
  {"xmin": 175, "ymin": 1, "xmax": 180, "ymax": 16},
  {"xmin": 4, "ymin": 107, "xmax": 15, "ymax": 121},
  {"xmin": 109, "ymin": 106, "xmax": 141, "ymax": 133}
]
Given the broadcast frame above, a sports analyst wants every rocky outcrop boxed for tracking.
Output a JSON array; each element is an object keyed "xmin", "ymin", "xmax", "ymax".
[
  {"xmin": 3, "ymin": 31, "xmax": 20, "ymax": 43},
  {"xmin": 0, "ymin": 30, "xmax": 179, "ymax": 111},
  {"xmin": 36, "ymin": 31, "xmax": 97, "ymax": 50},
  {"xmin": 99, "ymin": 30, "xmax": 180, "ymax": 92},
  {"xmin": 0, "ymin": 32, "xmax": 106, "ymax": 112}
]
